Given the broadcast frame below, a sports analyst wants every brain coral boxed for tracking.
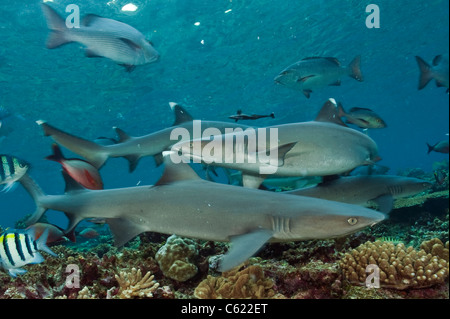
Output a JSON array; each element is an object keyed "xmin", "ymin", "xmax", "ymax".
[
  {"xmin": 340, "ymin": 238, "xmax": 449, "ymax": 290},
  {"xmin": 194, "ymin": 264, "xmax": 275, "ymax": 299},
  {"xmin": 155, "ymin": 235, "xmax": 198, "ymax": 282}
]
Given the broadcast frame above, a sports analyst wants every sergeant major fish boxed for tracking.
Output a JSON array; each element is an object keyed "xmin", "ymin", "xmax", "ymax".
[
  {"xmin": 41, "ymin": 3, "xmax": 159, "ymax": 72},
  {"xmin": 274, "ymin": 56, "xmax": 363, "ymax": 98},
  {"xmin": 0, "ymin": 155, "xmax": 29, "ymax": 192},
  {"xmin": 0, "ymin": 228, "xmax": 57, "ymax": 277},
  {"xmin": 415, "ymin": 55, "xmax": 449, "ymax": 93}
]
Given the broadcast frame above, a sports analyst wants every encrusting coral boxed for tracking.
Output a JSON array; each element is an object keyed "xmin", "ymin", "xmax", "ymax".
[
  {"xmin": 194, "ymin": 264, "xmax": 275, "ymax": 299},
  {"xmin": 155, "ymin": 235, "xmax": 199, "ymax": 282},
  {"xmin": 114, "ymin": 268, "xmax": 160, "ymax": 299},
  {"xmin": 340, "ymin": 238, "xmax": 449, "ymax": 290}
]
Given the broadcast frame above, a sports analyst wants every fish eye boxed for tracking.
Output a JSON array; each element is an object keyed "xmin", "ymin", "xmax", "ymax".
[{"xmin": 347, "ymin": 217, "xmax": 358, "ymax": 225}]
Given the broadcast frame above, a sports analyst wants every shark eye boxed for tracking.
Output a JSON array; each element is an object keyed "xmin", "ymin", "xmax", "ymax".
[{"xmin": 347, "ymin": 217, "xmax": 358, "ymax": 225}]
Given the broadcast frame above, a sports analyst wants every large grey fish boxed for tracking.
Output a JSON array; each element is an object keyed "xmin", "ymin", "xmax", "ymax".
[
  {"xmin": 20, "ymin": 159, "xmax": 385, "ymax": 272},
  {"xmin": 41, "ymin": 3, "xmax": 159, "ymax": 71},
  {"xmin": 274, "ymin": 56, "xmax": 363, "ymax": 98},
  {"xmin": 337, "ymin": 104, "xmax": 387, "ymax": 129},
  {"xmin": 427, "ymin": 140, "xmax": 449, "ymax": 154},
  {"xmin": 37, "ymin": 102, "xmax": 252, "ymax": 172},
  {"xmin": 415, "ymin": 55, "xmax": 449, "ymax": 93},
  {"xmin": 286, "ymin": 175, "xmax": 432, "ymax": 214},
  {"xmin": 172, "ymin": 99, "xmax": 380, "ymax": 188}
]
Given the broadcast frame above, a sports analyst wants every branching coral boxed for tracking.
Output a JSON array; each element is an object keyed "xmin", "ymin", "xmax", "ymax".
[
  {"xmin": 114, "ymin": 268, "xmax": 159, "ymax": 299},
  {"xmin": 340, "ymin": 238, "xmax": 449, "ymax": 290},
  {"xmin": 194, "ymin": 264, "xmax": 275, "ymax": 299},
  {"xmin": 155, "ymin": 235, "xmax": 199, "ymax": 282}
]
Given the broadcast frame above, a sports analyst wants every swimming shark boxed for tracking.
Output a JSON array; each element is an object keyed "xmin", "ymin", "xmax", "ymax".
[
  {"xmin": 172, "ymin": 99, "xmax": 380, "ymax": 188},
  {"xmin": 37, "ymin": 102, "xmax": 252, "ymax": 172},
  {"xmin": 20, "ymin": 158, "xmax": 384, "ymax": 272},
  {"xmin": 286, "ymin": 175, "xmax": 432, "ymax": 214}
]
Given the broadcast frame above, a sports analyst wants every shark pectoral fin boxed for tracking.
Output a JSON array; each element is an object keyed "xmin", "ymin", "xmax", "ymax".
[
  {"xmin": 106, "ymin": 218, "xmax": 147, "ymax": 247},
  {"xmin": 218, "ymin": 229, "xmax": 273, "ymax": 272},
  {"xmin": 371, "ymin": 194, "xmax": 394, "ymax": 214},
  {"xmin": 242, "ymin": 174, "xmax": 266, "ymax": 188}
]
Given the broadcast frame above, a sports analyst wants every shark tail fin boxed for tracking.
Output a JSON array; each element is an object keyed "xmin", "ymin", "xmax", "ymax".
[
  {"xmin": 38, "ymin": 120, "xmax": 109, "ymax": 169},
  {"xmin": 348, "ymin": 55, "xmax": 363, "ymax": 82},
  {"xmin": 415, "ymin": 56, "xmax": 433, "ymax": 90},
  {"xmin": 19, "ymin": 173, "xmax": 48, "ymax": 227}
]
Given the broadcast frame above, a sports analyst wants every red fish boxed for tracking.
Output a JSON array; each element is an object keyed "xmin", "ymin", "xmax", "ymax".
[
  {"xmin": 46, "ymin": 143, "xmax": 104, "ymax": 190},
  {"xmin": 26, "ymin": 222, "xmax": 70, "ymax": 245}
]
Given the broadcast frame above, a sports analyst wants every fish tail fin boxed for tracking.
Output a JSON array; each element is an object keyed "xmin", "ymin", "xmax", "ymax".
[
  {"xmin": 41, "ymin": 3, "xmax": 73, "ymax": 49},
  {"xmin": 348, "ymin": 55, "xmax": 363, "ymax": 81},
  {"xmin": 35, "ymin": 229, "xmax": 58, "ymax": 257},
  {"xmin": 426, "ymin": 142, "xmax": 435, "ymax": 154},
  {"xmin": 415, "ymin": 56, "xmax": 433, "ymax": 90},
  {"xmin": 18, "ymin": 173, "xmax": 48, "ymax": 227},
  {"xmin": 37, "ymin": 120, "xmax": 109, "ymax": 169},
  {"xmin": 270, "ymin": 112, "xmax": 275, "ymax": 119},
  {"xmin": 45, "ymin": 143, "xmax": 65, "ymax": 163}
]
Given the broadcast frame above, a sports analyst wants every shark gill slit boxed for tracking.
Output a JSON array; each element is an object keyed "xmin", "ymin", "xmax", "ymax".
[{"xmin": 271, "ymin": 216, "xmax": 292, "ymax": 237}]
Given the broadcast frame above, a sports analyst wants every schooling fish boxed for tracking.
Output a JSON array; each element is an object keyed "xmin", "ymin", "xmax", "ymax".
[
  {"xmin": 274, "ymin": 56, "xmax": 363, "ymax": 98},
  {"xmin": 41, "ymin": 3, "xmax": 159, "ymax": 72},
  {"xmin": 337, "ymin": 104, "xmax": 387, "ymax": 129},
  {"xmin": 45, "ymin": 143, "xmax": 104, "ymax": 190},
  {"xmin": 0, "ymin": 155, "xmax": 29, "ymax": 192},
  {"xmin": 426, "ymin": 140, "xmax": 449, "ymax": 154},
  {"xmin": 0, "ymin": 228, "xmax": 57, "ymax": 277},
  {"xmin": 229, "ymin": 110, "xmax": 275, "ymax": 122},
  {"xmin": 415, "ymin": 55, "xmax": 449, "ymax": 92}
]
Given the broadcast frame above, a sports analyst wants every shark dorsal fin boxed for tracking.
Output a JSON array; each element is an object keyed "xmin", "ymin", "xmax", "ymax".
[
  {"xmin": 156, "ymin": 154, "xmax": 200, "ymax": 186},
  {"xmin": 114, "ymin": 127, "xmax": 133, "ymax": 143},
  {"xmin": 62, "ymin": 171, "xmax": 88, "ymax": 193},
  {"xmin": 169, "ymin": 102, "xmax": 194, "ymax": 126},
  {"xmin": 314, "ymin": 99, "xmax": 348, "ymax": 127}
]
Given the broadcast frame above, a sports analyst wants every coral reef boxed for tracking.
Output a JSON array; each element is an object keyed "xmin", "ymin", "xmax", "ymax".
[
  {"xmin": 340, "ymin": 238, "xmax": 449, "ymax": 290},
  {"xmin": 155, "ymin": 235, "xmax": 199, "ymax": 282},
  {"xmin": 194, "ymin": 264, "xmax": 275, "ymax": 299},
  {"xmin": 113, "ymin": 268, "xmax": 160, "ymax": 299}
]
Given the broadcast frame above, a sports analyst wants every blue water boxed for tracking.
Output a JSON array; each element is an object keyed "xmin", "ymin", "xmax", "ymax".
[{"xmin": 0, "ymin": 0, "xmax": 448, "ymax": 228}]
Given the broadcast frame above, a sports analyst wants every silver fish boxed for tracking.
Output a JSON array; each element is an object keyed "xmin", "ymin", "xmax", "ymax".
[
  {"xmin": 274, "ymin": 56, "xmax": 363, "ymax": 98},
  {"xmin": 427, "ymin": 140, "xmax": 449, "ymax": 154},
  {"xmin": 20, "ymin": 160, "xmax": 384, "ymax": 272},
  {"xmin": 286, "ymin": 175, "xmax": 432, "ymax": 214},
  {"xmin": 415, "ymin": 55, "xmax": 449, "ymax": 92},
  {"xmin": 41, "ymin": 3, "xmax": 159, "ymax": 71}
]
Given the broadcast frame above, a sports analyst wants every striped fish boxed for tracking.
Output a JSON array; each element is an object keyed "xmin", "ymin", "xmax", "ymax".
[
  {"xmin": 0, "ymin": 228, "xmax": 57, "ymax": 277},
  {"xmin": 0, "ymin": 155, "xmax": 29, "ymax": 192}
]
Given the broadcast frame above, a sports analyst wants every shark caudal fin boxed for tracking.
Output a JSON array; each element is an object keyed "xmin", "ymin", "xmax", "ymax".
[
  {"xmin": 19, "ymin": 173, "xmax": 48, "ymax": 227},
  {"xmin": 37, "ymin": 120, "xmax": 109, "ymax": 169},
  {"xmin": 348, "ymin": 55, "xmax": 363, "ymax": 82},
  {"xmin": 415, "ymin": 56, "xmax": 434, "ymax": 90}
]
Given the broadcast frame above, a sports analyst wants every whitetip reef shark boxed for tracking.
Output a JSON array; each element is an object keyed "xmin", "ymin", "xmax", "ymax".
[
  {"xmin": 286, "ymin": 175, "xmax": 432, "ymax": 214},
  {"xmin": 37, "ymin": 102, "xmax": 252, "ymax": 172},
  {"xmin": 20, "ymin": 158, "xmax": 385, "ymax": 272},
  {"xmin": 173, "ymin": 99, "xmax": 380, "ymax": 188}
]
